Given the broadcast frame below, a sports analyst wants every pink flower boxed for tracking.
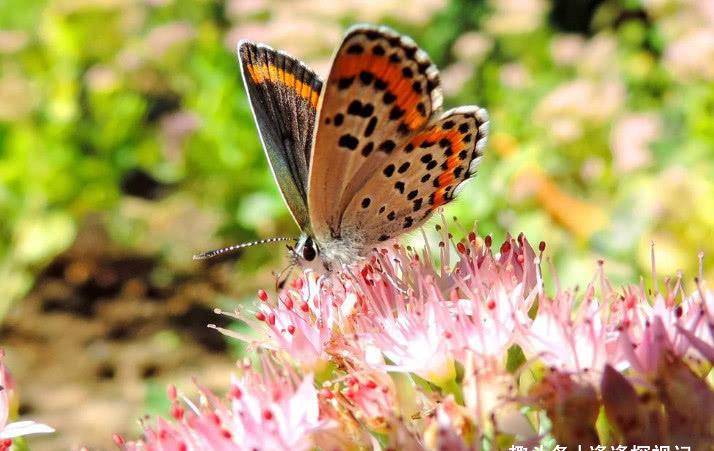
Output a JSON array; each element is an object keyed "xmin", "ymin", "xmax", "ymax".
[
  {"xmin": 610, "ymin": 113, "xmax": 659, "ymax": 173},
  {"xmin": 144, "ymin": 22, "xmax": 196, "ymax": 59},
  {"xmin": 517, "ymin": 285, "xmax": 614, "ymax": 379},
  {"xmin": 664, "ymin": 28, "xmax": 714, "ymax": 82},
  {"xmin": 337, "ymin": 370, "xmax": 398, "ymax": 431},
  {"xmin": 614, "ymin": 283, "xmax": 714, "ymax": 376},
  {"xmin": 210, "ymin": 273, "xmax": 356, "ymax": 373},
  {"xmin": 351, "ymin": 233, "xmax": 538, "ymax": 385},
  {"xmin": 0, "ymin": 351, "xmax": 54, "ymax": 445},
  {"xmin": 550, "ymin": 34, "xmax": 585, "ymax": 67},
  {"xmin": 123, "ymin": 358, "xmax": 331, "ymax": 451}
]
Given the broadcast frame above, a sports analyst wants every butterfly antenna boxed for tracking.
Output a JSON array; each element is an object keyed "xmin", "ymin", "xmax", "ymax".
[{"xmin": 193, "ymin": 237, "xmax": 294, "ymax": 260}]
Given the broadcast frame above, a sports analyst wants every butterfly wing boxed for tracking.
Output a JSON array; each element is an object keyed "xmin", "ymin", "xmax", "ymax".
[
  {"xmin": 307, "ymin": 25, "xmax": 443, "ymax": 243},
  {"xmin": 341, "ymin": 106, "xmax": 489, "ymax": 243},
  {"xmin": 238, "ymin": 41, "xmax": 323, "ymax": 231}
]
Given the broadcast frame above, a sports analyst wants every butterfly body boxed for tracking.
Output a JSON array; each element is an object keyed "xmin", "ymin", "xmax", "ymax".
[{"xmin": 236, "ymin": 25, "xmax": 489, "ymax": 271}]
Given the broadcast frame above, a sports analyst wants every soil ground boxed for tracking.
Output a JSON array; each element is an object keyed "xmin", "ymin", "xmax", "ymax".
[{"xmin": 1, "ymin": 223, "xmax": 252, "ymax": 450}]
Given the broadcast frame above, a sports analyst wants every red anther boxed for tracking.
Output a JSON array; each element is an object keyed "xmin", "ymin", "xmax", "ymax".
[
  {"xmin": 255, "ymin": 311, "xmax": 266, "ymax": 321},
  {"xmin": 539, "ymin": 241, "xmax": 546, "ymax": 252},
  {"xmin": 293, "ymin": 278, "xmax": 304, "ymax": 290},
  {"xmin": 675, "ymin": 305, "xmax": 683, "ymax": 318},
  {"xmin": 258, "ymin": 289, "xmax": 268, "ymax": 302},
  {"xmin": 112, "ymin": 434, "xmax": 125, "ymax": 446},
  {"xmin": 178, "ymin": 443, "xmax": 187, "ymax": 451},
  {"xmin": 208, "ymin": 412, "xmax": 221, "ymax": 425},
  {"xmin": 444, "ymin": 331, "xmax": 453, "ymax": 339},
  {"xmin": 500, "ymin": 240, "xmax": 511, "ymax": 255},
  {"xmin": 485, "ymin": 235, "xmax": 492, "ymax": 248},
  {"xmin": 468, "ymin": 231, "xmax": 476, "ymax": 243},
  {"xmin": 517, "ymin": 254, "xmax": 525, "ymax": 264},
  {"xmin": 159, "ymin": 430, "xmax": 169, "ymax": 440},
  {"xmin": 287, "ymin": 324, "xmax": 296, "ymax": 335},
  {"xmin": 320, "ymin": 388, "xmax": 334, "ymax": 399},
  {"xmin": 267, "ymin": 312, "xmax": 276, "ymax": 326},
  {"xmin": 456, "ymin": 242, "xmax": 466, "ymax": 253},
  {"xmin": 300, "ymin": 302, "xmax": 310, "ymax": 313},
  {"xmin": 171, "ymin": 403, "xmax": 184, "ymax": 420},
  {"xmin": 487, "ymin": 299, "xmax": 496, "ymax": 310},
  {"xmin": 230, "ymin": 385, "xmax": 242, "ymax": 399},
  {"xmin": 167, "ymin": 384, "xmax": 177, "ymax": 401},
  {"xmin": 283, "ymin": 296, "xmax": 294, "ymax": 310},
  {"xmin": 625, "ymin": 294, "xmax": 636, "ymax": 309},
  {"xmin": 262, "ymin": 409, "xmax": 273, "ymax": 421},
  {"xmin": 221, "ymin": 429, "xmax": 232, "ymax": 439},
  {"xmin": 365, "ymin": 380, "xmax": 377, "ymax": 389}
]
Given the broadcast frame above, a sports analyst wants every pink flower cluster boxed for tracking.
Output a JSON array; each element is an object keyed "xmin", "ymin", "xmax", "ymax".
[{"xmin": 122, "ymin": 224, "xmax": 714, "ymax": 449}]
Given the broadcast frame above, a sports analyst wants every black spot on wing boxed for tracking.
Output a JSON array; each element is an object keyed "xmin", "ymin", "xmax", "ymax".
[
  {"xmin": 364, "ymin": 117, "xmax": 377, "ymax": 137},
  {"xmin": 338, "ymin": 134, "xmax": 359, "ymax": 150}
]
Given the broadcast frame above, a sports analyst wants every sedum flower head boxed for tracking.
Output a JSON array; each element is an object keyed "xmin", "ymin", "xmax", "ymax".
[
  {"xmin": 123, "ymin": 223, "xmax": 714, "ymax": 449},
  {"xmin": 123, "ymin": 357, "xmax": 331, "ymax": 451}
]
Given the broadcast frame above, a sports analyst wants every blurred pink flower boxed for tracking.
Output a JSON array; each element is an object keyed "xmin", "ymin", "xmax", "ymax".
[
  {"xmin": 664, "ymin": 28, "xmax": 714, "ymax": 81},
  {"xmin": 145, "ymin": 22, "xmax": 196, "ymax": 59},
  {"xmin": 578, "ymin": 34, "xmax": 618, "ymax": 76},
  {"xmin": 0, "ymin": 30, "xmax": 28, "ymax": 54},
  {"xmin": 452, "ymin": 32, "xmax": 493, "ymax": 65},
  {"xmin": 160, "ymin": 111, "xmax": 201, "ymax": 162},
  {"xmin": 550, "ymin": 34, "xmax": 585, "ymax": 67},
  {"xmin": 226, "ymin": 0, "xmax": 267, "ymax": 19},
  {"xmin": 85, "ymin": 65, "xmax": 120, "ymax": 92},
  {"xmin": 485, "ymin": 0, "xmax": 549, "ymax": 34},
  {"xmin": 535, "ymin": 79, "xmax": 625, "ymax": 142},
  {"xmin": 440, "ymin": 62, "xmax": 474, "ymax": 96},
  {"xmin": 610, "ymin": 113, "xmax": 659, "ymax": 173},
  {"xmin": 499, "ymin": 63, "xmax": 532, "ymax": 89},
  {"xmin": 0, "ymin": 74, "xmax": 38, "ymax": 122},
  {"xmin": 123, "ymin": 359, "xmax": 331, "ymax": 451},
  {"xmin": 224, "ymin": 18, "xmax": 340, "ymax": 64},
  {"xmin": 0, "ymin": 351, "xmax": 54, "ymax": 444}
]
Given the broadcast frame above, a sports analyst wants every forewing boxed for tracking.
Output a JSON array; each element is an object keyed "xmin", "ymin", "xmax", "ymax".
[
  {"xmin": 341, "ymin": 106, "xmax": 489, "ymax": 243},
  {"xmin": 239, "ymin": 41, "xmax": 323, "ymax": 231},
  {"xmin": 307, "ymin": 25, "xmax": 442, "ymax": 242}
]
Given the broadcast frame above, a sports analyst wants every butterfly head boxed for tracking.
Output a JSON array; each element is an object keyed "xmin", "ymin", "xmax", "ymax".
[{"xmin": 290, "ymin": 234, "xmax": 329, "ymax": 272}]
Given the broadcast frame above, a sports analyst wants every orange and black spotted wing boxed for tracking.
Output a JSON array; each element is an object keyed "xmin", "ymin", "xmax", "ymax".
[
  {"xmin": 238, "ymin": 41, "xmax": 323, "ymax": 231},
  {"xmin": 308, "ymin": 25, "xmax": 443, "ymax": 243},
  {"xmin": 341, "ymin": 106, "xmax": 489, "ymax": 244}
]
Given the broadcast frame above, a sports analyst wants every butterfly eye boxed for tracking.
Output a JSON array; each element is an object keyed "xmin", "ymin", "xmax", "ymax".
[{"xmin": 302, "ymin": 240, "xmax": 317, "ymax": 262}]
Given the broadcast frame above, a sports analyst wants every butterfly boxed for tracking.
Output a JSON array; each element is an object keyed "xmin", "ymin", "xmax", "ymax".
[{"xmin": 195, "ymin": 25, "xmax": 489, "ymax": 272}]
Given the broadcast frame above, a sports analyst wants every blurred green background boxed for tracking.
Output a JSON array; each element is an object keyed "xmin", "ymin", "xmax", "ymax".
[{"xmin": 1, "ymin": 0, "xmax": 713, "ymax": 448}]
